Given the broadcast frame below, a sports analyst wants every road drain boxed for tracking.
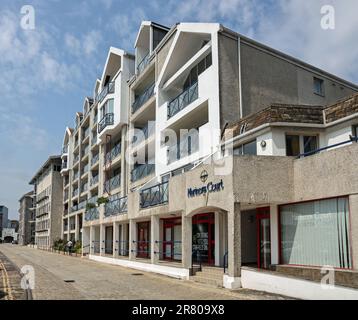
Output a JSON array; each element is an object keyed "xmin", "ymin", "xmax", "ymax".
[
  {"xmin": 64, "ymin": 280, "xmax": 75, "ymax": 283},
  {"xmin": 131, "ymin": 273, "xmax": 144, "ymax": 276}
]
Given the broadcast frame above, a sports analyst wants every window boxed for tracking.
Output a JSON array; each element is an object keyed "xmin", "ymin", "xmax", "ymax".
[
  {"xmin": 303, "ymin": 136, "xmax": 318, "ymax": 154},
  {"xmin": 286, "ymin": 134, "xmax": 318, "ymax": 156},
  {"xmin": 314, "ymin": 77, "xmax": 325, "ymax": 96},
  {"xmin": 152, "ymin": 27, "xmax": 167, "ymax": 50},
  {"xmin": 286, "ymin": 135, "xmax": 300, "ymax": 156},
  {"xmin": 280, "ymin": 197, "xmax": 351, "ymax": 268},
  {"xmin": 233, "ymin": 140, "xmax": 257, "ymax": 156},
  {"xmin": 183, "ymin": 53, "xmax": 212, "ymax": 91},
  {"xmin": 100, "ymin": 99, "xmax": 114, "ymax": 118}
]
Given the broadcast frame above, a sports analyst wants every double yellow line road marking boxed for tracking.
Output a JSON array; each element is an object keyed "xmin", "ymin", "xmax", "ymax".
[{"xmin": 0, "ymin": 260, "xmax": 14, "ymax": 300}]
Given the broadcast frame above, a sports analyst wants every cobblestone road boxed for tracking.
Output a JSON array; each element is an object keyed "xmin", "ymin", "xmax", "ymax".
[{"xmin": 0, "ymin": 244, "xmax": 288, "ymax": 300}]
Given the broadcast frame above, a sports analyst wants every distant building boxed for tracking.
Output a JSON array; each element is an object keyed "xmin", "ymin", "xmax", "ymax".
[
  {"xmin": 1, "ymin": 228, "xmax": 18, "ymax": 243},
  {"xmin": 8, "ymin": 219, "xmax": 19, "ymax": 232},
  {"xmin": 18, "ymin": 191, "xmax": 36, "ymax": 245},
  {"xmin": 29, "ymin": 156, "xmax": 63, "ymax": 249},
  {"xmin": 0, "ymin": 205, "xmax": 9, "ymax": 240}
]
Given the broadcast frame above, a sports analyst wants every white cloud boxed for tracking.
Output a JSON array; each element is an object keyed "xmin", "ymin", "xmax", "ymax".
[{"xmin": 83, "ymin": 30, "xmax": 102, "ymax": 56}]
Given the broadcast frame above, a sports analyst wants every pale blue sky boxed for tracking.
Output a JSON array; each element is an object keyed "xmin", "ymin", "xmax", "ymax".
[{"xmin": 0, "ymin": 0, "xmax": 357, "ymax": 219}]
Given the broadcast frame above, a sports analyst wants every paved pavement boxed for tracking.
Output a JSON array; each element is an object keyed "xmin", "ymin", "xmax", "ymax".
[{"xmin": 0, "ymin": 244, "xmax": 288, "ymax": 300}]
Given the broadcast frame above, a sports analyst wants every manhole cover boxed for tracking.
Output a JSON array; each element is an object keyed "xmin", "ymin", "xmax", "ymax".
[
  {"xmin": 64, "ymin": 280, "xmax": 75, "ymax": 283},
  {"xmin": 131, "ymin": 273, "xmax": 144, "ymax": 276}
]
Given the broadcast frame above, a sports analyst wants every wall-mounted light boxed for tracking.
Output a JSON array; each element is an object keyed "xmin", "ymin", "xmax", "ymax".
[{"xmin": 260, "ymin": 140, "xmax": 267, "ymax": 148}]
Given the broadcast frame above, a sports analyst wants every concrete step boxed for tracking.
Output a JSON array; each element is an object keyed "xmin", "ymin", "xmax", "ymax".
[
  {"xmin": 194, "ymin": 271, "xmax": 223, "ymax": 281},
  {"xmin": 190, "ymin": 275, "xmax": 223, "ymax": 288},
  {"xmin": 200, "ymin": 267, "xmax": 224, "ymax": 275}
]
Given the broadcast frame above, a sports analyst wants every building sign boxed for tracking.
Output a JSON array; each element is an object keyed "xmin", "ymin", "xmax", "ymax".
[{"xmin": 187, "ymin": 179, "xmax": 224, "ymax": 198}]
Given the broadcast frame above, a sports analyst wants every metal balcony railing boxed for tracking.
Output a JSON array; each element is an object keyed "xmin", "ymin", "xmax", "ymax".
[
  {"xmin": 85, "ymin": 208, "xmax": 99, "ymax": 221},
  {"xmin": 82, "ymin": 127, "xmax": 90, "ymax": 140},
  {"xmin": 104, "ymin": 174, "xmax": 121, "ymax": 192},
  {"xmin": 140, "ymin": 181, "xmax": 169, "ymax": 209},
  {"xmin": 91, "ymin": 152, "xmax": 99, "ymax": 166},
  {"xmin": 73, "ymin": 171, "xmax": 79, "ymax": 180},
  {"xmin": 82, "ymin": 145, "xmax": 90, "ymax": 157},
  {"xmin": 104, "ymin": 196, "xmax": 128, "ymax": 217},
  {"xmin": 98, "ymin": 113, "xmax": 114, "ymax": 134},
  {"xmin": 81, "ymin": 164, "xmax": 89, "ymax": 176},
  {"xmin": 78, "ymin": 200, "xmax": 87, "ymax": 210},
  {"xmin": 131, "ymin": 163, "xmax": 155, "ymax": 182},
  {"xmin": 132, "ymin": 83, "xmax": 155, "ymax": 114},
  {"xmin": 168, "ymin": 81, "xmax": 198, "ymax": 119},
  {"xmin": 136, "ymin": 53, "xmax": 150, "ymax": 75},
  {"xmin": 70, "ymin": 224, "xmax": 76, "ymax": 231},
  {"xmin": 90, "ymin": 175, "xmax": 99, "ymax": 186},
  {"xmin": 81, "ymin": 183, "xmax": 88, "ymax": 193},
  {"xmin": 132, "ymin": 123, "xmax": 155, "ymax": 146},
  {"xmin": 61, "ymin": 162, "xmax": 68, "ymax": 169},
  {"xmin": 73, "ymin": 154, "xmax": 80, "ymax": 165},
  {"xmin": 72, "ymin": 189, "xmax": 79, "ymax": 197},
  {"xmin": 105, "ymin": 142, "xmax": 121, "ymax": 164},
  {"xmin": 96, "ymin": 82, "xmax": 115, "ymax": 104},
  {"xmin": 91, "ymin": 134, "xmax": 97, "ymax": 146}
]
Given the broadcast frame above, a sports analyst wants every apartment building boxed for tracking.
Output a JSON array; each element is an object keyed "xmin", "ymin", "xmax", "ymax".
[
  {"xmin": 62, "ymin": 21, "xmax": 358, "ymax": 298},
  {"xmin": 0, "ymin": 205, "xmax": 9, "ymax": 240},
  {"xmin": 61, "ymin": 48, "xmax": 134, "ymax": 244},
  {"xmin": 30, "ymin": 156, "xmax": 63, "ymax": 249},
  {"xmin": 18, "ymin": 191, "xmax": 36, "ymax": 245}
]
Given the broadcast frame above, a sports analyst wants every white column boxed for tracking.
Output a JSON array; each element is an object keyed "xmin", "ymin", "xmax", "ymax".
[
  {"xmin": 151, "ymin": 215, "xmax": 160, "ymax": 264},
  {"xmin": 129, "ymin": 220, "xmax": 137, "ymax": 260},
  {"xmin": 227, "ymin": 203, "xmax": 241, "ymax": 277},
  {"xmin": 99, "ymin": 224, "xmax": 105, "ymax": 256},
  {"xmin": 89, "ymin": 226, "xmax": 94, "ymax": 255},
  {"xmin": 182, "ymin": 215, "xmax": 192, "ymax": 269},
  {"xmin": 113, "ymin": 222, "xmax": 119, "ymax": 258},
  {"xmin": 270, "ymin": 204, "xmax": 279, "ymax": 265},
  {"xmin": 123, "ymin": 223, "xmax": 129, "ymax": 256}
]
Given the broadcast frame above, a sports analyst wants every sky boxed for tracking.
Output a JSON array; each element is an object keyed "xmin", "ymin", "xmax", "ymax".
[{"xmin": 0, "ymin": 0, "xmax": 357, "ymax": 219}]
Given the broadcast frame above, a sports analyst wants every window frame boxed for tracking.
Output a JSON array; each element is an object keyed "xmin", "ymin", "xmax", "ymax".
[{"xmin": 313, "ymin": 77, "xmax": 325, "ymax": 97}]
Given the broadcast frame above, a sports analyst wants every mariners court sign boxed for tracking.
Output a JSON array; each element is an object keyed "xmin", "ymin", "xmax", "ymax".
[{"xmin": 187, "ymin": 171, "xmax": 224, "ymax": 198}]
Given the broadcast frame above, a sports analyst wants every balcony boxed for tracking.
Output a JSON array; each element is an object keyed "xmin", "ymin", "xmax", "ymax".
[
  {"xmin": 64, "ymin": 224, "xmax": 68, "ymax": 232},
  {"xmin": 82, "ymin": 127, "xmax": 90, "ymax": 141},
  {"xmin": 63, "ymin": 191, "xmax": 69, "ymax": 201},
  {"xmin": 73, "ymin": 154, "xmax": 80, "ymax": 165},
  {"xmin": 105, "ymin": 142, "xmax": 121, "ymax": 164},
  {"xmin": 78, "ymin": 200, "xmax": 87, "ymax": 210},
  {"xmin": 168, "ymin": 81, "xmax": 198, "ymax": 119},
  {"xmin": 132, "ymin": 123, "xmax": 155, "ymax": 147},
  {"xmin": 137, "ymin": 53, "xmax": 150, "ymax": 75},
  {"xmin": 132, "ymin": 83, "xmax": 155, "ymax": 114},
  {"xmin": 85, "ymin": 207, "xmax": 99, "ymax": 221},
  {"xmin": 82, "ymin": 145, "xmax": 90, "ymax": 157},
  {"xmin": 98, "ymin": 113, "xmax": 114, "ymax": 134},
  {"xmin": 72, "ymin": 189, "xmax": 79, "ymax": 197},
  {"xmin": 91, "ymin": 134, "xmax": 97, "ymax": 146},
  {"xmin": 73, "ymin": 171, "xmax": 79, "ymax": 181},
  {"xmin": 81, "ymin": 164, "xmax": 89, "ymax": 176},
  {"xmin": 104, "ymin": 196, "xmax": 128, "ymax": 217},
  {"xmin": 62, "ymin": 145, "xmax": 68, "ymax": 154},
  {"xmin": 96, "ymin": 82, "xmax": 115, "ymax": 104},
  {"xmin": 131, "ymin": 163, "xmax": 155, "ymax": 182},
  {"xmin": 104, "ymin": 174, "xmax": 121, "ymax": 192},
  {"xmin": 61, "ymin": 162, "xmax": 68, "ymax": 170},
  {"xmin": 140, "ymin": 181, "xmax": 169, "ymax": 209},
  {"xmin": 70, "ymin": 204, "xmax": 78, "ymax": 213},
  {"xmin": 90, "ymin": 175, "xmax": 99, "ymax": 186},
  {"xmin": 81, "ymin": 183, "xmax": 88, "ymax": 194},
  {"xmin": 167, "ymin": 135, "xmax": 199, "ymax": 164},
  {"xmin": 91, "ymin": 153, "xmax": 99, "ymax": 166}
]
